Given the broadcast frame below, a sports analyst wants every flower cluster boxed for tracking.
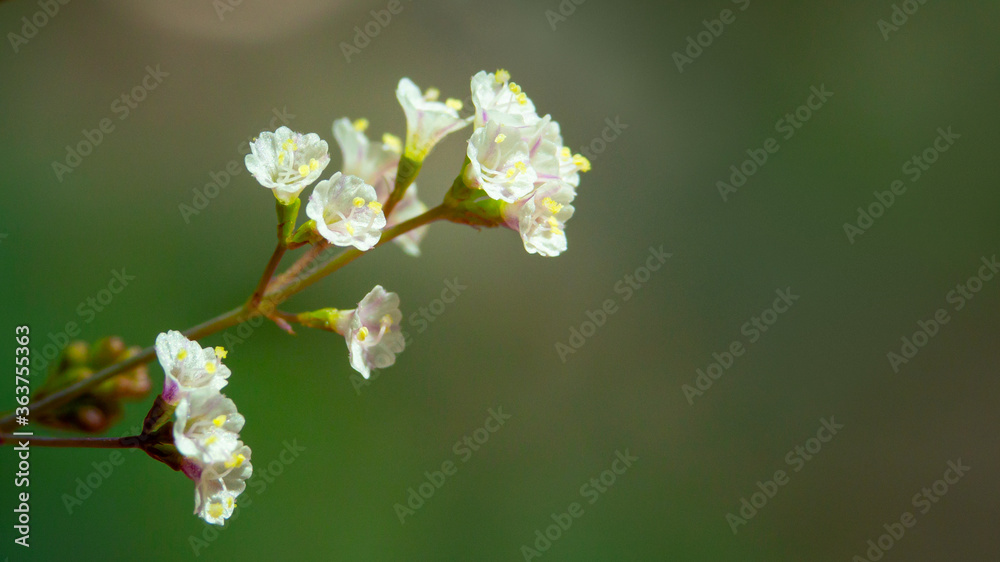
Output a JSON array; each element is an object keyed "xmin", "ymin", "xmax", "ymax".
[
  {"xmin": 154, "ymin": 331, "xmax": 252, "ymax": 525},
  {"xmin": 464, "ymin": 70, "xmax": 590, "ymax": 257}
]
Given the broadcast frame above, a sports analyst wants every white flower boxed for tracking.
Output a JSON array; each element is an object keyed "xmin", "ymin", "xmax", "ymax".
[
  {"xmin": 470, "ymin": 69, "xmax": 540, "ymax": 128},
  {"xmin": 343, "ymin": 285, "xmax": 405, "ymax": 379},
  {"xmin": 464, "ymin": 119, "xmax": 538, "ymax": 202},
  {"xmin": 154, "ymin": 331, "xmax": 230, "ymax": 404},
  {"xmin": 173, "ymin": 391, "xmax": 245, "ymax": 465},
  {"xmin": 306, "ymin": 172, "xmax": 387, "ymax": 251},
  {"xmin": 505, "ymin": 181, "xmax": 576, "ymax": 257},
  {"xmin": 396, "ymin": 78, "xmax": 471, "ymax": 161},
  {"xmin": 245, "ymin": 126, "xmax": 330, "ymax": 204},
  {"xmin": 536, "ymin": 119, "xmax": 590, "ymax": 187},
  {"xmin": 332, "ymin": 117, "xmax": 400, "ymax": 198},
  {"xmin": 185, "ymin": 444, "xmax": 252, "ymax": 526}
]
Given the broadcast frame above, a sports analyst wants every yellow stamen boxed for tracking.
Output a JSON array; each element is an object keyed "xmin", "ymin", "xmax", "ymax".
[
  {"xmin": 225, "ymin": 453, "xmax": 246, "ymax": 469},
  {"xmin": 573, "ymin": 154, "xmax": 591, "ymax": 172},
  {"xmin": 506, "ymin": 168, "xmax": 518, "ymax": 178},
  {"xmin": 445, "ymin": 98, "xmax": 463, "ymax": 111},
  {"xmin": 494, "ymin": 133, "xmax": 507, "ymax": 143},
  {"xmin": 214, "ymin": 347, "xmax": 228, "ymax": 359},
  {"xmin": 299, "ymin": 164, "xmax": 310, "ymax": 177},
  {"xmin": 309, "ymin": 158, "xmax": 319, "ymax": 171},
  {"xmin": 357, "ymin": 326, "xmax": 369, "ymax": 341},
  {"xmin": 205, "ymin": 436, "xmax": 218, "ymax": 445},
  {"xmin": 547, "ymin": 216, "xmax": 560, "ymax": 228},
  {"xmin": 176, "ymin": 349, "xmax": 188, "ymax": 361},
  {"xmin": 344, "ymin": 223, "xmax": 355, "ymax": 235},
  {"xmin": 509, "ymin": 82, "xmax": 521, "ymax": 94},
  {"xmin": 277, "ymin": 152, "xmax": 286, "ymax": 164},
  {"xmin": 542, "ymin": 197, "xmax": 563, "ymax": 214},
  {"xmin": 205, "ymin": 362, "xmax": 217, "ymax": 374},
  {"xmin": 495, "ymin": 69, "xmax": 510, "ymax": 83},
  {"xmin": 561, "ymin": 146, "xmax": 572, "ymax": 159},
  {"xmin": 381, "ymin": 314, "xmax": 394, "ymax": 327},
  {"xmin": 516, "ymin": 93, "xmax": 528, "ymax": 105},
  {"xmin": 352, "ymin": 118, "xmax": 369, "ymax": 132},
  {"xmin": 368, "ymin": 201, "xmax": 383, "ymax": 212},
  {"xmin": 550, "ymin": 227, "xmax": 564, "ymax": 236},
  {"xmin": 515, "ymin": 162, "xmax": 528, "ymax": 173},
  {"xmin": 423, "ymin": 87, "xmax": 440, "ymax": 101},
  {"xmin": 382, "ymin": 133, "xmax": 402, "ymax": 153},
  {"xmin": 352, "ymin": 197, "xmax": 365, "ymax": 208},
  {"xmin": 212, "ymin": 415, "xmax": 227, "ymax": 427},
  {"xmin": 208, "ymin": 503, "xmax": 224, "ymax": 519}
]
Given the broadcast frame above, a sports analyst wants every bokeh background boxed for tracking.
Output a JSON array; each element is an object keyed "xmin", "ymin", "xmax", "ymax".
[{"xmin": 1, "ymin": 1, "xmax": 999, "ymax": 560}]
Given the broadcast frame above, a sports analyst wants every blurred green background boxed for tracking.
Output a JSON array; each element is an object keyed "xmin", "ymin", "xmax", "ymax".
[{"xmin": 1, "ymin": 0, "xmax": 999, "ymax": 560}]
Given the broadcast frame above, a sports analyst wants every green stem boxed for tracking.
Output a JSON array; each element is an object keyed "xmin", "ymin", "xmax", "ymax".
[
  {"xmin": 0, "ymin": 434, "xmax": 142, "ymax": 449},
  {"xmin": 269, "ymin": 203, "xmax": 451, "ymax": 302}
]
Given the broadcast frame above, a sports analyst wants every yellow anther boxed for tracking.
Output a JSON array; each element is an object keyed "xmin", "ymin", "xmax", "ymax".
[
  {"xmin": 381, "ymin": 314, "xmax": 393, "ymax": 327},
  {"xmin": 283, "ymin": 139, "xmax": 298, "ymax": 151},
  {"xmin": 176, "ymin": 349, "xmax": 188, "ymax": 361},
  {"xmin": 227, "ymin": 497, "xmax": 235, "ymax": 509},
  {"xmin": 506, "ymin": 168, "xmax": 518, "ymax": 178},
  {"xmin": 352, "ymin": 118, "xmax": 369, "ymax": 132},
  {"xmin": 494, "ymin": 133, "xmax": 507, "ymax": 143},
  {"xmin": 205, "ymin": 362, "xmax": 217, "ymax": 374},
  {"xmin": 382, "ymin": 133, "xmax": 402, "ymax": 153},
  {"xmin": 309, "ymin": 158, "xmax": 319, "ymax": 171},
  {"xmin": 495, "ymin": 69, "xmax": 510, "ymax": 83},
  {"xmin": 205, "ymin": 436, "xmax": 218, "ymax": 445},
  {"xmin": 368, "ymin": 201, "xmax": 383, "ymax": 212},
  {"xmin": 509, "ymin": 82, "xmax": 521, "ymax": 94},
  {"xmin": 357, "ymin": 326, "xmax": 369, "ymax": 341},
  {"xmin": 423, "ymin": 87, "xmax": 440, "ymax": 101},
  {"xmin": 277, "ymin": 152, "xmax": 286, "ymax": 164},
  {"xmin": 515, "ymin": 161, "xmax": 528, "ymax": 173},
  {"xmin": 252, "ymin": 137, "xmax": 257, "ymax": 142},
  {"xmin": 352, "ymin": 197, "xmax": 366, "ymax": 208},
  {"xmin": 542, "ymin": 197, "xmax": 563, "ymax": 214},
  {"xmin": 214, "ymin": 347, "xmax": 228, "ymax": 359},
  {"xmin": 344, "ymin": 223, "xmax": 355, "ymax": 235},
  {"xmin": 547, "ymin": 216, "xmax": 560, "ymax": 228},
  {"xmin": 225, "ymin": 453, "xmax": 246, "ymax": 469},
  {"xmin": 445, "ymin": 98, "xmax": 463, "ymax": 111},
  {"xmin": 516, "ymin": 93, "xmax": 528, "ymax": 105},
  {"xmin": 208, "ymin": 503, "xmax": 224, "ymax": 519},
  {"xmin": 573, "ymin": 154, "xmax": 591, "ymax": 172},
  {"xmin": 550, "ymin": 227, "xmax": 564, "ymax": 236},
  {"xmin": 299, "ymin": 164, "xmax": 310, "ymax": 177},
  {"xmin": 561, "ymin": 146, "xmax": 572, "ymax": 159},
  {"xmin": 212, "ymin": 415, "xmax": 227, "ymax": 427}
]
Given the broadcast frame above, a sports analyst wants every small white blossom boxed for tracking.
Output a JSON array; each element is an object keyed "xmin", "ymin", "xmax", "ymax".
[
  {"xmin": 332, "ymin": 117, "xmax": 400, "ymax": 197},
  {"xmin": 154, "ymin": 331, "xmax": 230, "ymax": 404},
  {"xmin": 343, "ymin": 285, "xmax": 405, "ymax": 379},
  {"xmin": 306, "ymin": 172, "xmax": 387, "ymax": 251},
  {"xmin": 505, "ymin": 181, "xmax": 576, "ymax": 257},
  {"xmin": 396, "ymin": 78, "xmax": 471, "ymax": 161},
  {"xmin": 464, "ymin": 119, "xmax": 538, "ymax": 203},
  {"xmin": 185, "ymin": 444, "xmax": 252, "ymax": 526},
  {"xmin": 245, "ymin": 126, "xmax": 330, "ymax": 204},
  {"xmin": 173, "ymin": 391, "xmax": 245, "ymax": 465},
  {"xmin": 470, "ymin": 69, "xmax": 540, "ymax": 128}
]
